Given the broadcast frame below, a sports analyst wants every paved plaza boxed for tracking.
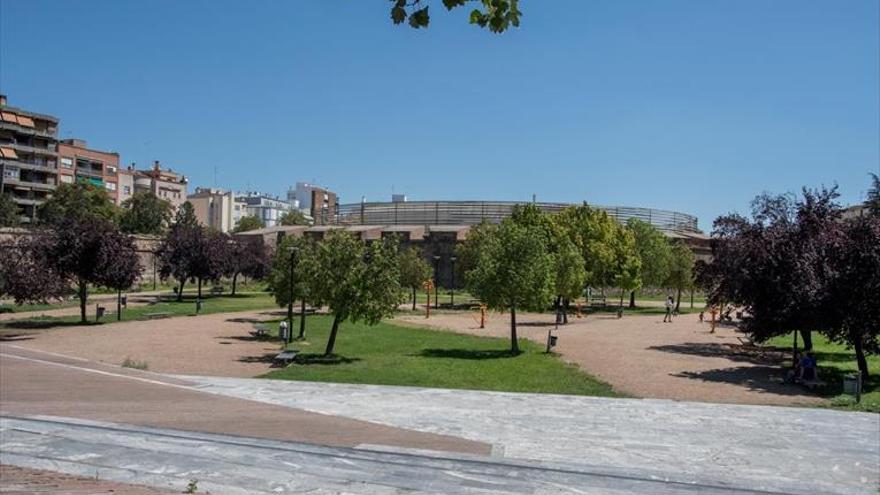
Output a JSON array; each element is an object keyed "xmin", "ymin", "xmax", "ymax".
[{"xmin": 1, "ymin": 343, "xmax": 878, "ymax": 494}]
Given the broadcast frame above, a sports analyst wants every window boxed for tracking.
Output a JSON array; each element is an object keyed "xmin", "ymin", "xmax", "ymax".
[
  {"xmin": 106, "ymin": 181, "xmax": 117, "ymax": 191},
  {"xmin": 61, "ymin": 157, "xmax": 73, "ymax": 169},
  {"xmin": 123, "ymin": 185, "xmax": 131, "ymax": 195},
  {"xmin": 3, "ymin": 166, "xmax": 19, "ymax": 179},
  {"xmin": 107, "ymin": 165, "xmax": 117, "ymax": 175},
  {"xmin": 60, "ymin": 174, "xmax": 74, "ymax": 184}
]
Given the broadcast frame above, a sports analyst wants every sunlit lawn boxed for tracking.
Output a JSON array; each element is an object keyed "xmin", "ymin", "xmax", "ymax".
[
  {"xmin": 264, "ymin": 314, "xmax": 618, "ymax": 397},
  {"xmin": 0, "ymin": 292, "xmax": 278, "ymax": 334},
  {"xmin": 766, "ymin": 333, "xmax": 879, "ymax": 413}
]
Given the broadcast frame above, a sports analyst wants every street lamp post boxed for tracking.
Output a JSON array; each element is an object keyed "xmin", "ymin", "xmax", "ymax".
[
  {"xmin": 287, "ymin": 247, "xmax": 298, "ymax": 345},
  {"xmin": 432, "ymin": 255, "xmax": 441, "ymax": 309},
  {"xmin": 449, "ymin": 255, "xmax": 457, "ymax": 307}
]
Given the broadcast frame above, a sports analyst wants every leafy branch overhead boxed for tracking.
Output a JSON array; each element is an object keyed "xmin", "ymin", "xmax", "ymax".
[{"xmin": 390, "ymin": 0, "xmax": 521, "ymax": 33}]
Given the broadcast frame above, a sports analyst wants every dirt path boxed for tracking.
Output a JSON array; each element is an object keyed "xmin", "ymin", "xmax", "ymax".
[
  {"xmin": 396, "ymin": 310, "xmax": 824, "ymax": 407},
  {"xmin": 0, "ymin": 464, "xmax": 176, "ymax": 494},
  {"xmin": 3, "ymin": 309, "xmax": 289, "ymax": 377},
  {"xmin": 0, "ymin": 292, "xmax": 162, "ymax": 322}
]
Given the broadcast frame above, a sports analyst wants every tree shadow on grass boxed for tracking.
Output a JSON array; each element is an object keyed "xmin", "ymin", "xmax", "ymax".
[
  {"xmin": 294, "ymin": 353, "xmax": 361, "ymax": 366},
  {"xmin": 416, "ymin": 348, "xmax": 521, "ymax": 360},
  {"xmin": 216, "ymin": 334, "xmax": 279, "ymax": 343}
]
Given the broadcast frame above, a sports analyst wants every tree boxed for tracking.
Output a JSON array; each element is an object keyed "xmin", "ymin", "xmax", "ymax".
[
  {"xmin": 455, "ymin": 220, "xmax": 495, "ymax": 283},
  {"xmin": 120, "ymin": 192, "xmax": 173, "ymax": 235},
  {"xmin": 0, "ymin": 193, "xmax": 19, "ymax": 227},
  {"xmin": 824, "ymin": 215, "xmax": 880, "ymax": 380},
  {"xmin": 311, "ymin": 231, "xmax": 403, "ymax": 356},
  {"xmin": 268, "ymin": 235, "xmax": 318, "ymax": 339},
  {"xmin": 702, "ymin": 188, "xmax": 841, "ymax": 351},
  {"xmin": 868, "ymin": 173, "xmax": 880, "ymax": 216},
  {"xmin": 189, "ymin": 229, "xmax": 231, "ymax": 299},
  {"xmin": 398, "ymin": 246, "xmax": 433, "ymax": 310},
  {"xmin": 157, "ymin": 203, "xmax": 203, "ymax": 301},
  {"xmin": 278, "ymin": 209, "xmax": 310, "ymax": 226},
  {"xmin": 626, "ymin": 219, "xmax": 672, "ymax": 307},
  {"xmin": 665, "ymin": 241, "xmax": 693, "ymax": 313},
  {"xmin": 224, "ymin": 238, "xmax": 270, "ymax": 296},
  {"xmin": 234, "ymin": 215, "xmax": 264, "ymax": 233},
  {"xmin": 0, "ymin": 232, "xmax": 67, "ymax": 304},
  {"xmin": 38, "ymin": 182, "xmax": 118, "ymax": 225},
  {"xmin": 466, "ymin": 219, "xmax": 554, "ymax": 353},
  {"xmin": 390, "ymin": 0, "xmax": 521, "ymax": 33},
  {"xmin": 556, "ymin": 204, "xmax": 618, "ymax": 290},
  {"xmin": 43, "ymin": 217, "xmax": 141, "ymax": 323},
  {"xmin": 611, "ymin": 224, "xmax": 641, "ymax": 309}
]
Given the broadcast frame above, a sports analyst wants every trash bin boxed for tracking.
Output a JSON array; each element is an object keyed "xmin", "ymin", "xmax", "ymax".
[
  {"xmin": 96, "ymin": 306, "xmax": 106, "ymax": 319},
  {"xmin": 120, "ymin": 295, "xmax": 128, "ymax": 307},
  {"xmin": 279, "ymin": 322, "xmax": 289, "ymax": 341},
  {"xmin": 843, "ymin": 374, "xmax": 862, "ymax": 396},
  {"xmin": 549, "ymin": 335, "xmax": 558, "ymax": 347},
  {"xmin": 195, "ymin": 299, "xmax": 203, "ymax": 313}
]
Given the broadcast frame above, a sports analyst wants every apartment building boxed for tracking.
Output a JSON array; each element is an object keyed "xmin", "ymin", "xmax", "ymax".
[
  {"xmin": 188, "ymin": 187, "xmax": 242, "ymax": 233},
  {"xmin": 0, "ymin": 95, "xmax": 60, "ymax": 222},
  {"xmin": 57, "ymin": 139, "xmax": 121, "ymax": 203},
  {"xmin": 118, "ymin": 160, "xmax": 188, "ymax": 210},
  {"xmin": 237, "ymin": 192, "xmax": 293, "ymax": 228}
]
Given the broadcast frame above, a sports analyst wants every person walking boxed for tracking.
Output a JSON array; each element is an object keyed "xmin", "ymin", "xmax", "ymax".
[{"xmin": 663, "ymin": 295, "xmax": 674, "ymax": 323}]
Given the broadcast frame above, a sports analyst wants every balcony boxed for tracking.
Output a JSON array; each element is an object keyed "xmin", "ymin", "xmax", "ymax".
[
  {"xmin": 4, "ymin": 176, "xmax": 57, "ymax": 191},
  {"xmin": 8, "ymin": 141, "xmax": 57, "ymax": 157},
  {"xmin": 0, "ymin": 120, "xmax": 58, "ymax": 139}
]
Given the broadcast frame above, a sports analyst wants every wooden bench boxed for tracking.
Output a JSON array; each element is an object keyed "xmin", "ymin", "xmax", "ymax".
[
  {"xmin": 249, "ymin": 323, "xmax": 269, "ymax": 338},
  {"xmin": 143, "ymin": 312, "xmax": 173, "ymax": 320},
  {"xmin": 273, "ymin": 350, "xmax": 299, "ymax": 366},
  {"xmin": 210, "ymin": 286, "xmax": 225, "ymax": 296},
  {"xmin": 589, "ymin": 295, "xmax": 607, "ymax": 307}
]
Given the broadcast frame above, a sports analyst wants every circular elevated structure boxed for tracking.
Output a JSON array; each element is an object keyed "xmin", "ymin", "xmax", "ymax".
[{"xmin": 337, "ymin": 201, "xmax": 700, "ymax": 235}]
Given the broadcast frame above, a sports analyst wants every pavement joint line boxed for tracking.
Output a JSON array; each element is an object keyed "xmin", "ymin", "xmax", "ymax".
[
  {"xmin": 0, "ymin": 353, "xmax": 196, "ymax": 392},
  {"xmin": 1, "ymin": 344, "xmax": 92, "ymax": 362},
  {"xmin": 0, "ymin": 415, "xmax": 811, "ymax": 495}
]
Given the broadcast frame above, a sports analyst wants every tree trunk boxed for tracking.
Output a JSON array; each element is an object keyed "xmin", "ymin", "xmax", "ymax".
[
  {"xmin": 854, "ymin": 332, "xmax": 869, "ymax": 382},
  {"xmin": 509, "ymin": 305, "xmax": 519, "ymax": 354},
  {"xmin": 231, "ymin": 272, "xmax": 238, "ymax": 296},
  {"xmin": 792, "ymin": 330, "xmax": 799, "ymax": 367},
  {"xmin": 675, "ymin": 286, "xmax": 682, "ymax": 312},
  {"xmin": 563, "ymin": 298, "xmax": 569, "ymax": 324},
  {"xmin": 197, "ymin": 278, "xmax": 203, "ymax": 300},
  {"xmin": 78, "ymin": 281, "xmax": 88, "ymax": 323},
  {"xmin": 799, "ymin": 329, "xmax": 813, "ymax": 352},
  {"xmin": 554, "ymin": 296, "xmax": 561, "ymax": 325},
  {"xmin": 324, "ymin": 314, "xmax": 341, "ymax": 356},
  {"xmin": 629, "ymin": 291, "xmax": 636, "ymax": 309},
  {"xmin": 298, "ymin": 299, "xmax": 307, "ymax": 339},
  {"xmin": 117, "ymin": 290, "xmax": 122, "ymax": 322},
  {"xmin": 177, "ymin": 278, "xmax": 186, "ymax": 302},
  {"xmin": 619, "ymin": 290, "xmax": 625, "ymax": 309},
  {"xmin": 412, "ymin": 287, "xmax": 417, "ymax": 311}
]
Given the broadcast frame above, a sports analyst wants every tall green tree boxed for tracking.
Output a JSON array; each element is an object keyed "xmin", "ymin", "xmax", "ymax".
[
  {"xmin": 278, "ymin": 209, "xmax": 310, "ymax": 226},
  {"xmin": 234, "ymin": 215, "xmax": 264, "ymax": 233},
  {"xmin": 389, "ymin": 0, "xmax": 521, "ymax": 33},
  {"xmin": 626, "ymin": 219, "xmax": 672, "ymax": 307},
  {"xmin": 224, "ymin": 238, "xmax": 270, "ymax": 296},
  {"xmin": 0, "ymin": 193, "xmax": 19, "ymax": 227},
  {"xmin": 269, "ymin": 235, "xmax": 318, "ymax": 339},
  {"xmin": 455, "ymin": 220, "xmax": 495, "ymax": 283},
  {"xmin": 311, "ymin": 231, "xmax": 403, "ymax": 356},
  {"xmin": 665, "ymin": 241, "xmax": 694, "ymax": 312},
  {"xmin": 120, "ymin": 192, "xmax": 173, "ymax": 235},
  {"xmin": 466, "ymin": 219, "xmax": 554, "ymax": 353},
  {"xmin": 611, "ymin": 224, "xmax": 641, "ymax": 309},
  {"xmin": 556, "ymin": 204, "xmax": 618, "ymax": 290},
  {"xmin": 398, "ymin": 246, "xmax": 433, "ymax": 310},
  {"xmin": 38, "ymin": 182, "xmax": 118, "ymax": 225}
]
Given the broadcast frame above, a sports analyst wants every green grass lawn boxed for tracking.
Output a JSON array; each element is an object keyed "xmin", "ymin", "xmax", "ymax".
[
  {"xmin": 766, "ymin": 333, "xmax": 879, "ymax": 413},
  {"xmin": 264, "ymin": 314, "xmax": 617, "ymax": 397},
  {"xmin": 0, "ymin": 292, "xmax": 279, "ymax": 334}
]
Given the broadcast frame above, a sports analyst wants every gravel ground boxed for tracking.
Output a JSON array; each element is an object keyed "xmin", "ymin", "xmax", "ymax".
[
  {"xmin": 0, "ymin": 464, "xmax": 176, "ymax": 494},
  {"xmin": 396, "ymin": 310, "xmax": 825, "ymax": 406}
]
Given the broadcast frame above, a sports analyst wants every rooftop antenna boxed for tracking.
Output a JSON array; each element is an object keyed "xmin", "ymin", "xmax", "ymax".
[
  {"xmin": 213, "ymin": 166, "xmax": 218, "ymax": 188},
  {"xmin": 532, "ymin": 193, "xmax": 536, "ymax": 203}
]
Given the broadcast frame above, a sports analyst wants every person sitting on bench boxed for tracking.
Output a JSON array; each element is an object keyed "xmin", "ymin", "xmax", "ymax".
[
  {"xmin": 799, "ymin": 352, "xmax": 818, "ymax": 382},
  {"xmin": 785, "ymin": 351, "xmax": 803, "ymax": 384}
]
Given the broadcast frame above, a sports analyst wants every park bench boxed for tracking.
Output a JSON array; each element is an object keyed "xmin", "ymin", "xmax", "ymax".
[
  {"xmin": 589, "ymin": 295, "xmax": 606, "ymax": 307},
  {"xmin": 273, "ymin": 350, "xmax": 299, "ymax": 366},
  {"xmin": 249, "ymin": 323, "xmax": 269, "ymax": 338},
  {"xmin": 210, "ymin": 286, "xmax": 225, "ymax": 296},
  {"xmin": 144, "ymin": 312, "xmax": 173, "ymax": 320}
]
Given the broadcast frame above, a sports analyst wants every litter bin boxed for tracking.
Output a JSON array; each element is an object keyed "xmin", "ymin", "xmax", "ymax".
[
  {"xmin": 843, "ymin": 374, "xmax": 862, "ymax": 396},
  {"xmin": 279, "ymin": 322, "xmax": 289, "ymax": 341},
  {"xmin": 120, "ymin": 295, "xmax": 128, "ymax": 307},
  {"xmin": 96, "ymin": 306, "xmax": 106, "ymax": 319}
]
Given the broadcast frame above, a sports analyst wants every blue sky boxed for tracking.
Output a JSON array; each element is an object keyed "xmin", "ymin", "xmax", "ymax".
[{"xmin": 1, "ymin": 0, "xmax": 878, "ymax": 230}]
